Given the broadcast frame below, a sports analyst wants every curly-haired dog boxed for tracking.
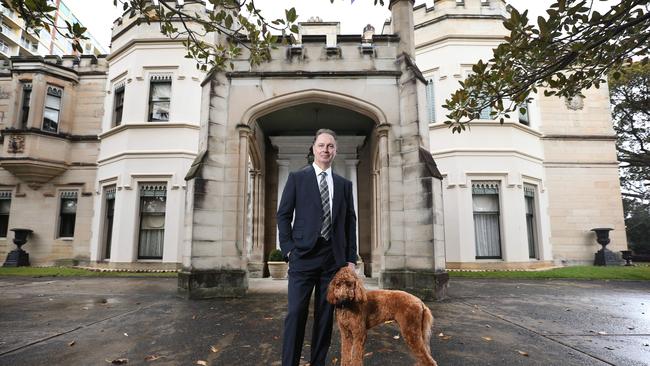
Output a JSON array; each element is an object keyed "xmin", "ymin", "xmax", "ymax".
[{"xmin": 327, "ymin": 266, "xmax": 437, "ymax": 366}]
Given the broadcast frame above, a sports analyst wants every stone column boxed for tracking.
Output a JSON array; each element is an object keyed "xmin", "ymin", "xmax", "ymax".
[
  {"xmin": 345, "ymin": 159, "xmax": 364, "ymax": 275},
  {"xmin": 376, "ymin": 123, "xmax": 391, "ymax": 262},
  {"xmin": 276, "ymin": 159, "xmax": 290, "ymax": 248},
  {"xmin": 389, "ymin": 0, "xmax": 415, "ymax": 57},
  {"xmin": 178, "ymin": 73, "xmax": 248, "ymax": 299},
  {"xmin": 248, "ymin": 169, "xmax": 265, "ymax": 278},
  {"xmin": 380, "ymin": 0, "xmax": 448, "ymax": 301},
  {"xmin": 236, "ymin": 124, "xmax": 252, "ymax": 258}
]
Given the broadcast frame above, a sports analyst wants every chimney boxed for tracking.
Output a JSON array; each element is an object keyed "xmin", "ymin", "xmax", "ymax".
[{"xmin": 389, "ymin": 0, "xmax": 415, "ymax": 56}]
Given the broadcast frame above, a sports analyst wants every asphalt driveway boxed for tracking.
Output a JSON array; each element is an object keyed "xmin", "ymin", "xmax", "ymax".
[{"xmin": 0, "ymin": 276, "xmax": 648, "ymax": 365}]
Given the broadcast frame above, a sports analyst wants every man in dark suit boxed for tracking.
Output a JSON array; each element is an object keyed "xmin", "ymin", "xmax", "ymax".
[{"xmin": 277, "ymin": 128, "xmax": 357, "ymax": 366}]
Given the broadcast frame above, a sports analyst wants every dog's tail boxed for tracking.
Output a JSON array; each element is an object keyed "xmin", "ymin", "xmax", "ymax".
[{"xmin": 421, "ymin": 302, "xmax": 434, "ymax": 354}]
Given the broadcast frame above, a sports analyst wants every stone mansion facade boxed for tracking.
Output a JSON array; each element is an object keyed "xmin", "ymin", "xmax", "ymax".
[{"xmin": 0, "ymin": 0, "xmax": 626, "ymax": 298}]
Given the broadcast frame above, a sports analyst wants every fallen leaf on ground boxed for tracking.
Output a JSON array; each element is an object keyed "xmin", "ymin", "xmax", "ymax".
[
  {"xmin": 363, "ymin": 352, "xmax": 373, "ymax": 357},
  {"xmin": 144, "ymin": 355, "xmax": 160, "ymax": 361},
  {"xmin": 123, "ymin": 333, "xmax": 128, "ymax": 337},
  {"xmin": 482, "ymin": 337, "xmax": 492, "ymax": 342},
  {"xmin": 196, "ymin": 361, "xmax": 207, "ymax": 366},
  {"xmin": 210, "ymin": 346, "xmax": 218, "ymax": 353},
  {"xmin": 384, "ymin": 320, "xmax": 394, "ymax": 324},
  {"xmin": 484, "ymin": 324, "xmax": 491, "ymax": 328},
  {"xmin": 108, "ymin": 359, "xmax": 128, "ymax": 365},
  {"xmin": 604, "ymin": 346, "xmax": 615, "ymax": 350},
  {"xmin": 516, "ymin": 350, "xmax": 529, "ymax": 357},
  {"xmin": 192, "ymin": 315, "xmax": 197, "ymax": 320},
  {"xmin": 68, "ymin": 341, "xmax": 75, "ymax": 347}
]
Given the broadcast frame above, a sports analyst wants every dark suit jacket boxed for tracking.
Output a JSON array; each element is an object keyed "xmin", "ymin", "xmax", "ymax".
[{"xmin": 277, "ymin": 165, "xmax": 357, "ymax": 267}]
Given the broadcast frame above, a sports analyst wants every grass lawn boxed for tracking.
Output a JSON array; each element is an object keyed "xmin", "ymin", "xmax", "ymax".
[
  {"xmin": 0, "ymin": 267, "xmax": 178, "ymax": 278},
  {"xmin": 449, "ymin": 264, "xmax": 650, "ymax": 281}
]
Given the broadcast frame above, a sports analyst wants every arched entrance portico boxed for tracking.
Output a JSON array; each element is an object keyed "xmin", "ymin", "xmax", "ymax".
[
  {"xmin": 238, "ymin": 90, "xmax": 389, "ymax": 278},
  {"xmin": 179, "ymin": 0, "xmax": 448, "ymax": 300}
]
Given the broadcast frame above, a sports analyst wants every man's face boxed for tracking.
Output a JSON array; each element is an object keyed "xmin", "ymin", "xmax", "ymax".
[{"xmin": 313, "ymin": 133, "xmax": 337, "ymax": 169}]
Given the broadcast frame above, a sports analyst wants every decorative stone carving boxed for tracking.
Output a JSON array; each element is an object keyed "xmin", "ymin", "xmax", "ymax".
[
  {"xmin": 564, "ymin": 95, "xmax": 585, "ymax": 110},
  {"xmin": 8, "ymin": 135, "xmax": 25, "ymax": 153}
]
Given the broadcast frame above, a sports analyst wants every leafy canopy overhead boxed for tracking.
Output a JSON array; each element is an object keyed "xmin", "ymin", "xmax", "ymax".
[
  {"xmin": 444, "ymin": 0, "xmax": 650, "ymax": 132},
  {"xmin": 1, "ymin": 0, "xmax": 647, "ymax": 133}
]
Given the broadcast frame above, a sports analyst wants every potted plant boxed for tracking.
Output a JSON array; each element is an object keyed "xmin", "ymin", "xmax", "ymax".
[{"xmin": 267, "ymin": 248, "xmax": 288, "ymax": 279}]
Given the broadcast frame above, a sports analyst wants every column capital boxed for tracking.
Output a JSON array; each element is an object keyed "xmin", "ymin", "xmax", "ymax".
[
  {"xmin": 236, "ymin": 123, "xmax": 252, "ymax": 137},
  {"xmin": 376, "ymin": 123, "xmax": 391, "ymax": 138}
]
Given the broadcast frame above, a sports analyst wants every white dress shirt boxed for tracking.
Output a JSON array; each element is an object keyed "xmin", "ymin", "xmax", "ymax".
[{"xmin": 312, "ymin": 162, "xmax": 333, "ymax": 218}]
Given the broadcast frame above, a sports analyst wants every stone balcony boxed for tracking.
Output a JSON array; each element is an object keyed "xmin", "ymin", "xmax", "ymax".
[{"xmin": 0, "ymin": 128, "xmax": 72, "ymax": 188}]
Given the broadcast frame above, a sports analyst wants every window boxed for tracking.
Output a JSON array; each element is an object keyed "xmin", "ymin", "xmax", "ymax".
[
  {"xmin": 102, "ymin": 187, "xmax": 115, "ymax": 259},
  {"xmin": 43, "ymin": 85, "xmax": 62, "ymax": 133},
  {"xmin": 20, "ymin": 83, "xmax": 32, "ymax": 129},
  {"xmin": 518, "ymin": 102, "xmax": 530, "ymax": 125},
  {"xmin": 113, "ymin": 85, "xmax": 125, "ymax": 126},
  {"xmin": 138, "ymin": 184, "xmax": 167, "ymax": 259},
  {"xmin": 426, "ymin": 78, "xmax": 435, "ymax": 123},
  {"xmin": 472, "ymin": 182, "xmax": 502, "ymax": 259},
  {"xmin": 0, "ymin": 39, "xmax": 9, "ymax": 53},
  {"xmin": 58, "ymin": 191, "xmax": 77, "ymax": 237},
  {"xmin": 524, "ymin": 185, "xmax": 538, "ymax": 259},
  {"xmin": 0, "ymin": 191, "xmax": 11, "ymax": 238},
  {"xmin": 148, "ymin": 75, "xmax": 172, "ymax": 122},
  {"xmin": 478, "ymin": 103, "xmax": 492, "ymax": 120}
]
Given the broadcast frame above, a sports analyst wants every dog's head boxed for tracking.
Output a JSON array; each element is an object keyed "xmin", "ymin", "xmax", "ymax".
[{"xmin": 327, "ymin": 266, "xmax": 367, "ymax": 306}]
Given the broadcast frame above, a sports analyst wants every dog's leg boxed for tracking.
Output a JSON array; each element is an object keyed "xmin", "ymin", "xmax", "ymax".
[
  {"xmin": 349, "ymin": 327, "xmax": 367, "ymax": 366},
  {"xmin": 401, "ymin": 328, "xmax": 437, "ymax": 366},
  {"xmin": 339, "ymin": 323, "xmax": 353, "ymax": 366}
]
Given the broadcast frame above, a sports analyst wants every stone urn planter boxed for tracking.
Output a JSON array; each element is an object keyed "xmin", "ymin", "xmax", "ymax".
[
  {"xmin": 3, "ymin": 228, "xmax": 33, "ymax": 267},
  {"xmin": 267, "ymin": 249, "xmax": 288, "ymax": 280}
]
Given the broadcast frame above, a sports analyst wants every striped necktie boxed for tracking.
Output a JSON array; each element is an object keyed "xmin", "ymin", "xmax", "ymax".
[{"xmin": 319, "ymin": 171, "xmax": 331, "ymax": 240}]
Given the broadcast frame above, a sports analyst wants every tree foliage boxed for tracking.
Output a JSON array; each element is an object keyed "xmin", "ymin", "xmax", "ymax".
[
  {"xmin": 1, "ymin": 0, "xmax": 88, "ymax": 52},
  {"xmin": 2, "ymin": 0, "xmax": 647, "ymax": 133},
  {"xmin": 622, "ymin": 198, "xmax": 650, "ymax": 254},
  {"xmin": 444, "ymin": 0, "xmax": 650, "ymax": 132},
  {"xmin": 0, "ymin": 0, "xmax": 383, "ymax": 71},
  {"xmin": 609, "ymin": 62, "xmax": 650, "ymax": 254},
  {"xmin": 609, "ymin": 61, "xmax": 650, "ymax": 200}
]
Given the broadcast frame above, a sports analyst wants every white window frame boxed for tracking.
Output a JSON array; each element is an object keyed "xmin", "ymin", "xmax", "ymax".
[
  {"xmin": 57, "ymin": 190, "xmax": 78, "ymax": 239},
  {"xmin": 472, "ymin": 181, "xmax": 503, "ymax": 259},
  {"xmin": 147, "ymin": 74, "xmax": 173, "ymax": 122},
  {"xmin": 43, "ymin": 85, "xmax": 63, "ymax": 133}
]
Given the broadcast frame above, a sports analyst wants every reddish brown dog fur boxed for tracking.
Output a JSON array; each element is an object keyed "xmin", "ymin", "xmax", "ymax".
[{"xmin": 326, "ymin": 266, "xmax": 438, "ymax": 366}]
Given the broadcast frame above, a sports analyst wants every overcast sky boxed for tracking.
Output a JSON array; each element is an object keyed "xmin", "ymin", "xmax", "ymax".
[{"xmin": 61, "ymin": 0, "xmax": 616, "ymax": 51}]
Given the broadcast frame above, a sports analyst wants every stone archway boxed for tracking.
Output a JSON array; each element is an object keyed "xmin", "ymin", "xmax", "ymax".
[{"xmin": 239, "ymin": 90, "xmax": 387, "ymax": 278}]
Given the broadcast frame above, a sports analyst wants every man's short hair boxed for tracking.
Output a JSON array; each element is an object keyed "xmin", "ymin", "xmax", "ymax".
[{"xmin": 314, "ymin": 128, "xmax": 337, "ymax": 143}]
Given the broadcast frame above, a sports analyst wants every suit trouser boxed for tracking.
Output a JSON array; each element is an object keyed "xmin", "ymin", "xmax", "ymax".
[{"xmin": 282, "ymin": 238, "xmax": 337, "ymax": 366}]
